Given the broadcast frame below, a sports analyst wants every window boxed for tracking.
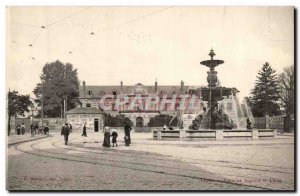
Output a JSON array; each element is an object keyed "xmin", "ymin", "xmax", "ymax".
[
  {"xmin": 88, "ymin": 91, "xmax": 92, "ymax": 95},
  {"xmin": 86, "ymin": 103, "xmax": 91, "ymax": 107}
]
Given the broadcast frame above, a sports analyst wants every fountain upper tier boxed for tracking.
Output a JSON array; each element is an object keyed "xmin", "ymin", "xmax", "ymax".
[{"xmin": 200, "ymin": 49, "xmax": 224, "ymax": 70}]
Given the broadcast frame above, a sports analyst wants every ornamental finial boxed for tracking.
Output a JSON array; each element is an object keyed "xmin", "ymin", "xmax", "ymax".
[{"xmin": 209, "ymin": 48, "xmax": 215, "ymax": 60}]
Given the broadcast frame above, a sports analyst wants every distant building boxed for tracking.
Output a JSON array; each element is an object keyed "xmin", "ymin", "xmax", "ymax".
[
  {"xmin": 72, "ymin": 80, "xmax": 242, "ymax": 131},
  {"xmin": 76, "ymin": 80, "xmax": 204, "ymax": 129},
  {"xmin": 66, "ymin": 107, "xmax": 104, "ymax": 132}
]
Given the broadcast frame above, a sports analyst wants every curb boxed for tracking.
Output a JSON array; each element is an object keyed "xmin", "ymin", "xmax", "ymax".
[{"xmin": 8, "ymin": 135, "xmax": 52, "ymax": 146}]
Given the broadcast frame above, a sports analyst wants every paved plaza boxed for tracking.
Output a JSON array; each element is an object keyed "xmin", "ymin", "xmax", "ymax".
[{"xmin": 7, "ymin": 131, "xmax": 294, "ymax": 191}]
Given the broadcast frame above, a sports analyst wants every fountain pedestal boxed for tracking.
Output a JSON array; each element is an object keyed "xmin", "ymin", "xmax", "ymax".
[{"xmin": 199, "ymin": 49, "xmax": 235, "ymax": 130}]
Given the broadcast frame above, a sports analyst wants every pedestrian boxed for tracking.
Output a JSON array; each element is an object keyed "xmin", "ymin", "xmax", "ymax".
[
  {"xmin": 111, "ymin": 131, "xmax": 118, "ymax": 147},
  {"xmin": 21, "ymin": 123, "xmax": 26, "ymax": 135},
  {"xmin": 16, "ymin": 124, "xmax": 21, "ymax": 135},
  {"xmin": 44, "ymin": 125, "xmax": 49, "ymax": 135},
  {"xmin": 61, "ymin": 122, "xmax": 71, "ymax": 145},
  {"xmin": 102, "ymin": 126, "xmax": 111, "ymax": 147},
  {"xmin": 69, "ymin": 124, "xmax": 73, "ymax": 132},
  {"xmin": 124, "ymin": 122, "xmax": 132, "ymax": 144},
  {"xmin": 30, "ymin": 123, "xmax": 34, "ymax": 136},
  {"xmin": 82, "ymin": 123, "xmax": 87, "ymax": 143},
  {"xmin": 34, "ymin": 123, "xmax": 39, "ymax": 134}
]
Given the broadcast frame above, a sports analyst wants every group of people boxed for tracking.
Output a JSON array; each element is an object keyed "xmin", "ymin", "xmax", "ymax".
[
  {"xmin": 15, "ymin": 123, "xmax": 26, "ymax": 135},
  {"xmin": 15, "ymin": 122, "xmax": 49, "ymax": 136},
  {"xmin": 60, "ymin": 122, "xmax": 132, "ymax": 147},
  {"xmin": 102, "ymin": 123, "xmax": 132, "ymax": 148}
]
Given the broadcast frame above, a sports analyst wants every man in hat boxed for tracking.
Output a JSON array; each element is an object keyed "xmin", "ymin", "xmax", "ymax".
[{"xmin": 61, "ymin": 122, "xmax": 71, "ymax": 145}]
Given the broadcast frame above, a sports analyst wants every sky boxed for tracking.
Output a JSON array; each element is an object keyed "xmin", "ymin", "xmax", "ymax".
[{"xmin": 6, "ymin": 6, "xmax": 294, "ymax": 99}]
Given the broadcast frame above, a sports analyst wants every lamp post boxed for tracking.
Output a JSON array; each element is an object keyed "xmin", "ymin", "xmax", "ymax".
[{"xmin": 41, "ymin": 83, "xmax": 44, "ymax": 132}]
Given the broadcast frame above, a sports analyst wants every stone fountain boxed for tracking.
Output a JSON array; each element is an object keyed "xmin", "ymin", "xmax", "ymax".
[{"xmin": 198, "ymin": 49, "xmax": 238, "ymax": 129}]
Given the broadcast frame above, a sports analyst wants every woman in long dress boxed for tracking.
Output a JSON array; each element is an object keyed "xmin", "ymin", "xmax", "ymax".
[
  {"xmin": 82, "ymin": 123, "xmax": 87, "ymax": 143},
  {"xmin": 102, "ymin": 126, "xmax": 111, "ymax": 147}
]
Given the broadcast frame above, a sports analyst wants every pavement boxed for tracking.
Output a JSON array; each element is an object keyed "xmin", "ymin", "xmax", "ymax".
[
  {"xmin": 8, "ymin": 133, "xmax": 49, "ymax": 146},
  {"xmin": 6, "ymin": 131, "xmax": 295, "ymax": 191}
]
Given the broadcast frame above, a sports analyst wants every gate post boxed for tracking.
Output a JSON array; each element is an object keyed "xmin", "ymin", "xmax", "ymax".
[
  {"xmin": 157, "ymin": 130, "xmax": 162, "ymax": 140},
  {"xmin": 252, "ymin": 129, "xmax": 259, "ymax": 140}
]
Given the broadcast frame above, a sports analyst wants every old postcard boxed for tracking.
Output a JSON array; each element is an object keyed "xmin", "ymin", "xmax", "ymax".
[{"xmin": 6, "ymin": 6, "xmax": 295, "ymax": 191}]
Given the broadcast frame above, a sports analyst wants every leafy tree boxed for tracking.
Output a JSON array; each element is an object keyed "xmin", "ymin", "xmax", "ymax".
[
  {"xmin": 278, "ymin": 65, "xmax": 294, "ymax": 132},
  {"xmin": 278, "ymin": 65, "xmax": 294, "ymax": 115},
  {"xmin": 104, "ymin": 114, "xmax": 133, "ymax": 127},
  {"xmin": 250, "ymin": 62, "xmax": 281, "ymax": 117},
  {"xmin": 33, "ymin": 60, "xmax": 79, "ymax": 117},
  {"xmin": 148, "ymin": 114, "xmax": 178, "ymax": 127},
  {"xmin": 7, "ymin": 90, "xmax": 32, "ymax": 136}
]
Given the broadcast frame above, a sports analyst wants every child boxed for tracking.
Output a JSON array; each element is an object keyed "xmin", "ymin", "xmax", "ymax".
[
  {"xmin": 111, "ymin": 131, "xmax": 118, "ymax": 147},
  {"xmin": 124, "ymin": 135, "xmax": 130, "ymax": 146}
]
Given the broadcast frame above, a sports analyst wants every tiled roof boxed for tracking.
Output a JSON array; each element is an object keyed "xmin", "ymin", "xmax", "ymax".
[
  {"xmin": 65, "ymin": 107, "xmax": 104, "ymax": 114},
  {"xmin": 79, "ymin": 84, "xmax": 204, "ymax": 98}
]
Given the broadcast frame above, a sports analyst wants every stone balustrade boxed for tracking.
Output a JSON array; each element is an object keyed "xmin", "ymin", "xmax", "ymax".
[{"xmin": 152, "ymin": 128, "xmax": 276, "ymax": 141}]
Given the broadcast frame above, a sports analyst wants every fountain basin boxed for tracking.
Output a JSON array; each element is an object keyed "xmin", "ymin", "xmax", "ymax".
[{"xmin": 152, "ymin": 128, "xmax": 276, "ymax": 141}]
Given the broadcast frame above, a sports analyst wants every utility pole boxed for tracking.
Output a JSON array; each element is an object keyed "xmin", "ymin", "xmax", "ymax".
[{"xmin": 41, "ymin": 83, "xmax": 44, "ymax": 131}]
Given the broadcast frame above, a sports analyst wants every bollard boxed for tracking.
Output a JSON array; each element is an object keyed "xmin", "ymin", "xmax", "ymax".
[{"xmin": 252, "ymin": 129, "xmax": 259, "ymax": 140}]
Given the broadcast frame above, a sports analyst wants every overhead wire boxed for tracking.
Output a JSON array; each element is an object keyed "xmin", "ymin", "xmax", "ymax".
[{"xmin": 68, "ymin": 6, "xmax": 174, "ymax": 54}]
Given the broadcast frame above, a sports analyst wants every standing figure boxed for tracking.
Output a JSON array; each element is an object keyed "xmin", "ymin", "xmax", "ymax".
[
  {"xmin": 44, "ymin": 125, "xmax": 49, "ymax": 135},
  {"xmin": 69, "ymin": 124, "xmax": 73, "ymax": 132},
  {"xmin": 30, "ymin": 123, "xmax": 34, "ymax": 136},
  {"xmin": 82, "ymin": 123, "xmax": 87, "ymax": 137},
  {"xmin": 111, "ymin": 131, "xmax": 118, "ymax": 147},
  {"xmin": 16, "ymin": 124, "xmax": 21, "ymax": 135},
  {"xmin": 21, "ymin": 123, "xmax": 26, "ymax": 135},
  {"xmin": 61, "ymin": 123, "xmax": 71, "ymax": 145},
  {"xmin": 82, "ymin": 123, "xmax": 87, "ymax": 143},
  {"xmin": 246, "ymin": 118, "xmax": 252, "ymax": 130},
  {"xmin": 34, "ymin": 123, "xmax": 39, "ymax": 134},
  {"xmin": 102, "ymin": 126, "xmax": 111, "ymax": 147},
  {"xmin": 124, "ymin": 123, "xmax": 132, "ymax": 144}
]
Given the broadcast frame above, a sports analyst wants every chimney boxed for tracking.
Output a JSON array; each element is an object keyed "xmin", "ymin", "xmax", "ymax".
[
  {"xmin": 83, "ymin": 81, "xmax": 86, "ymax": 92},
  {"xmin": 181, "ymin": 80, "xmax": 184, "ymax": 93},
  {"xmin": 120, "ymin": 81, "xmax": 123, "ymax": 93},
  {"xmin": 155, "ymin": 78, "xmax": 158, "ymax": 93},
  {"xmin": 82, "ymin": 81, "xmax": 86, "ymax": 98}
]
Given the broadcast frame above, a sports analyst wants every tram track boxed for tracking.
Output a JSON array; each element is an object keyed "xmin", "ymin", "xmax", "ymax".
[
  {"xmin": 53, "ymin": 138, "xmax": 294, "ymax": 175},
  {"xmin": 11, "ymin": 138, "xmax": 293, "ymax": 190}
]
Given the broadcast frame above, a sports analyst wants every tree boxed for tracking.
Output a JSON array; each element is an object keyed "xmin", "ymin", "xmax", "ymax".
[
  {"xmin": 250, "ymin": 62, "xmax": 281, "ymax": 117},
  {"xmin": 148, "ymin": 114, "xmax": 178, "ymax": 127},
  {"xmin": 104, "ymin": 114, "xmax": 133, "ymax": 127},
  {"xmin": 278, "ymin": 65, "xmax": 294, "ymax": 115},
  {"xmin": 33, "ymin": 60, "xmax": 79, "ymax": 117},
  {"xmin": 278, "ymin": 65, "xmax": 294, "ymax": 132},
  {"xmin": 7, "ymin": 90, "xmax": 32, "ymax": 136}
]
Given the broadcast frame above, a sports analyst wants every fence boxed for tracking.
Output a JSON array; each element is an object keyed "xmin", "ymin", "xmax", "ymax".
[
  {"xmin": 253, "ymin": 115, "xmax": 294, "ymax": 132},
  {"xmin": 10, "ymin": 118, "xmax": 65, "ymax": 133}
]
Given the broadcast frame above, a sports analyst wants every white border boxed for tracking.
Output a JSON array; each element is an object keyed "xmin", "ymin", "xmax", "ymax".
[{"xmin": 1, "ymin": 0, "xmax": 298, "ymax": 195}]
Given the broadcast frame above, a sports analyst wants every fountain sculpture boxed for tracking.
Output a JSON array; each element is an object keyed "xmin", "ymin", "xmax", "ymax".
[{"xmin": 198, "ymin": 49, "xmax": 242, "ymax": 129}]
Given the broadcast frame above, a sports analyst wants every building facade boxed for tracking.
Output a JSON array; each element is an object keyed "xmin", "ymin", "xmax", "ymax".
[{"xmin": 74, "ymin": 80, "xmax": 244, "ymax": 130}]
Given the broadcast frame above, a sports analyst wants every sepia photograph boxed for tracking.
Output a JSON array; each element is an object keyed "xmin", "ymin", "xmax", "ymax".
[{"xmin": 6, "ymin": 6, "xmax": 295, "ymax": 191}]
